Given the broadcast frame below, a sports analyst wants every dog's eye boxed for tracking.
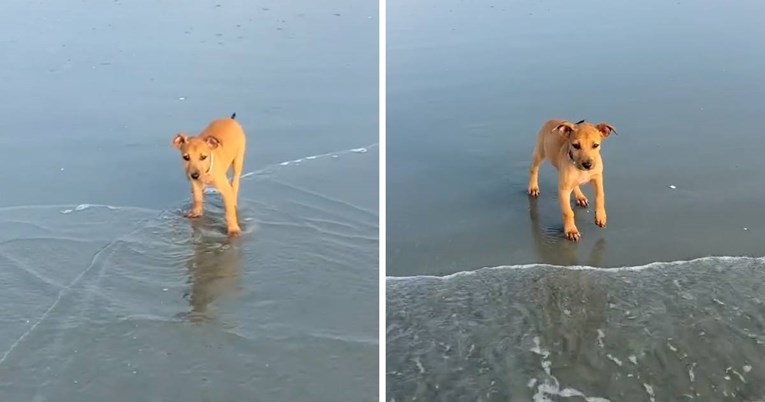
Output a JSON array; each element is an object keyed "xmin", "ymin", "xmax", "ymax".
[
  {"xmin": 572, "ymin": 143, "xmax": 581, "ymax": 150},
  {"xmin": 200, "ymin": 155, "xmax": 208, "ymax": 160},
  {"xmin": 182, "ymin": 155, "xmax": 190, "ymax": 161},
  {"xmin": 593, "ymin": 143, "xmax": 600, "ymax": 149}
]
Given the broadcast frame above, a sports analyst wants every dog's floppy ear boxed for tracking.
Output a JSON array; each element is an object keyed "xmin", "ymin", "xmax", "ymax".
[
  {"xmin": 553, "ymin": 122, "xmax": 576, "ymax": 136},
  {"xmin": 172, "ymin": 134, "xmax": 188, "ymax": 149},
  {"xmin": 205, "ymin": 136, "xmax": 221, "ymax": 149},
  {"xmin": 595, "ymin": 123, "xmax": 617, "ymax": 138}
]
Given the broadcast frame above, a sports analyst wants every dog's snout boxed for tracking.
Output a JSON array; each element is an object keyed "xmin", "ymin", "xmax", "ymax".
[
  {"xmin": 582, "ymin": 161, "xmax": 593, "ymax": 170},
  {"xmin": 190, "ymin": 172, "xmax": 200, "ymax": 180}
]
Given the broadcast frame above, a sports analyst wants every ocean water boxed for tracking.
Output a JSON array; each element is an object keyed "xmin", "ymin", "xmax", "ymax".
[
  {"xmin": 386, "ymin": 0, "xmax": 765, "ymax": 400},
  {"xmin": 0, "ymin": 0, "xmax": 378, "ymax": 401},
  {"xmin": 387, "ymin": 257, "xmax": 765, "ymax": 401}
]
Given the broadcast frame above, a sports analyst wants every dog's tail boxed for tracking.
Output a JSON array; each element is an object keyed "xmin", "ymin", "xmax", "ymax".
[{"xmin": 230, "ymin": 112, "xmax": 237, "ymax": 120}]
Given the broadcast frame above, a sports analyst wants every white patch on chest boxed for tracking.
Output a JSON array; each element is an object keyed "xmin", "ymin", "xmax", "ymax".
[{"xmin": 572, "ymin": 170, "xmax": 594, "ymax": 185}]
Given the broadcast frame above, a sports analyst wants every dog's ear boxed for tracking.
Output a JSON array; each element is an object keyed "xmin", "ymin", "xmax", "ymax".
[
  {"xmin": 172, "ymin": 134, "xmax": 187, "ymax": 149},
  {"xmin": 205, "ymin": 137, "xmax": 221, "ymax": 149},
  {"xmin": 595, "ymin": 123, "xmax": 617, "ymax": 138},
  {"xmin": 554, "ymin": 122, "xmax": 576, "ymax": 136}
]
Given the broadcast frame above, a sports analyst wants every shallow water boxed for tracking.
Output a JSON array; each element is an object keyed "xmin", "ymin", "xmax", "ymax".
[
  {"xmin": 0, "ymin": 0, "xmax": 378, "ymax": 401},
  {"xmin": 387, "ymin": 0, "xmax": 765, "ymax": 277},
  {"xmin": 387, "ymin": 257, "xmax": 765, "ymax": 401},
  {"xmin": 1, "ymin": 150, "xmax": 378, "ymax": 401},
  {"xmin": 387, "ymin": 0, "xmax": 765, "ymax": 400}
]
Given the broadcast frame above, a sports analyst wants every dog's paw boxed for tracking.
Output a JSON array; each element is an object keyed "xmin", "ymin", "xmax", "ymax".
[
  {"xmin": 595, "ymin": 210, "xmax": 607, "ymax": 228},
  {"xmin": 564, "ymin": 226, "xmax": 581, "ymax": 241},
  {"xmin": 227, "ymin": 227, "xmax": 242, "ymax": 237},
  {"xmin": 576, "ymin": 196, "xmax": 589, "ymax": 208},
  {"xmin": 186, "ymin": 210, "xmax": 203, "ymax": 219},
  {"xmin": 528, "ymin": 186, "xmax": 540, "ymax": 197}
]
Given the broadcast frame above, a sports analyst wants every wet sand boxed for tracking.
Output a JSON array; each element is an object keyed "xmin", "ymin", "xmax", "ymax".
[
  {"xmin": 387, "ymin": 0, "xmax": 765, "ymax": 277},
  {"xmin": 0, "ymin": 0, "xmax": 378, "ymax": 401}
]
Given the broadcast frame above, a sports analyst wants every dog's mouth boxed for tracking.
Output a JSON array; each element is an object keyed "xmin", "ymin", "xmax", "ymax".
[
  {"xmin": 186, "ymin": 168, "xmax": 209, "ymax": 180},
  {"xmin": 185, "ymin": 159, "xmax": 215, "ymax": 181}
]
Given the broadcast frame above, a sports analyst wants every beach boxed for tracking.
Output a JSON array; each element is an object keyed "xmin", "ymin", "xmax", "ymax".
[{"xmin": 386, "ymin": 0, "xmax": 765, "ymax": 399}]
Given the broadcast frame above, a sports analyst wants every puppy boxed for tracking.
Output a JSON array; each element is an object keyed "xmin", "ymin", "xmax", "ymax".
[
  {"xmin": 172, "ymin": 113, "xmax": 247, "ymax": 237},
  {"xmin": 527, "ymin": 119, "xmax": 616, "ymax": 241}
]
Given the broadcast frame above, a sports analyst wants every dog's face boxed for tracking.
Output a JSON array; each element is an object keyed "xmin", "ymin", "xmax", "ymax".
[
  {"xmin": 554, "ymin": 121, "xmax": 616, "ymax": 171},
  {"xmin": 172, "ymin": 134, "xmax": 220, "ymax": 181}
]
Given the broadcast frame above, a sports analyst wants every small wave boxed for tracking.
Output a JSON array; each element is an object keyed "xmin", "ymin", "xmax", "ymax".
[
  {"xmin": 240, "ymin": 143, "xmax": 378, "ymax": 179},
  {"xmin": 387, "ymin": 255, "xmax": 765, "ymax": 282},
  {"xmin": 59, "ymin": 204, "xmax": 121, "ymax": 214},
  {"xmin": 526, "ymin": 336, "xmax": 612, "ymax": 401},
  {"xmin": 306, "ymin": 331, "xmax": 379, "ymax": 346},
  {"xmin": 388, "ymin": 255, "xmax": 765, "ymax": 400},
  {"xmin": 0, "ymin": 204, "xmax": 156, "ymax": 214}
]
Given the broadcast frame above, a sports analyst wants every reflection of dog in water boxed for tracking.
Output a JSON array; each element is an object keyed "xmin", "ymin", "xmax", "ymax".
[
  {"xmin": 527, "ymin": 195, "xmax": 610, "ymax": 378},
  {"xmin": 528, "ymin": 195, "xmax": 606, "ymax": 267},
  {"xmin": 179, "ymin": 216, "xmax": 243, "ymax": 322},
  {"xmin": 531, "ymin": 263, "xmax": 609, "ymax": 376}
]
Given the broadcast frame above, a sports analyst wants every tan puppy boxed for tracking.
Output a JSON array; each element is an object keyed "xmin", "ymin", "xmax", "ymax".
[
  {"xmin": 527, "ymin": 119, "xmax": 616, "ymax": 241},
  {"xmin": 172, "ymin": 113, "xmax": 247, "ymax": 237}
]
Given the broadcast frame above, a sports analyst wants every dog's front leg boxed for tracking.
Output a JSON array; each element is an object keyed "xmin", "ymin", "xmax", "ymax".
[
  {"xmin": 558, "ymin": 185, "xmax": 580, "ymax": 241},
  {"xmin": 187, "ymin": 182, "xmax": 204, "ymax": 218},
  {"xmin": 216, "ymin": 181, "xmax": 242, "ymax": 237},
  {"xmin": 591, "ymin": 175, "xmax": 607, "ymax": 228},
  {"xmin": 527, "ymin": 152, "xmax": 543, "ymax": 197}
]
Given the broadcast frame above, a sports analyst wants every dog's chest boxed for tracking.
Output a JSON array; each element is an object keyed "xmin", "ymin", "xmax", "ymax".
[
  {"xmin": 566, "ymin": 169, "xmax": 597, "ymax": 186},
  {"xmin": 575, "ymin": 173, "xmax": 592, "ymax": 185}
]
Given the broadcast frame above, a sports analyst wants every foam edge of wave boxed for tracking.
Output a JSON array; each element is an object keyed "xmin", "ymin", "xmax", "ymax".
[{"xmin": 386, "ymin": 255, "xmax": 765, "ymax": 282}]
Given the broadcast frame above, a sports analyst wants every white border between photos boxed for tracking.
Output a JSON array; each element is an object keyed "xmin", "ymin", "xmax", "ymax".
[{"xmin": 378, "ymin": 0, "xmax": 387, "ymax": 399}]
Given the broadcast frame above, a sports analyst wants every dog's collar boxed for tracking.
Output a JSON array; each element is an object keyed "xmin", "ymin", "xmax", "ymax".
[
  {"xmin": 568, "ymin": 120, "xmax": 588, "ymax": 170},
  {"xmin": 567, "ymin": 150, "xmax": 585, "ymax": 170},
  {"xmin": 205, "ymin": 153, "xmax": 214, "ymax": 175}
]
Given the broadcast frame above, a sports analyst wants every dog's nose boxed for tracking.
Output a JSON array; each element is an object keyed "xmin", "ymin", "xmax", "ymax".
[
  {"xmin": 582, "ymin": 161, "xmax": 593, "ymax": 170},
  {"xmin": 190, "ymin": 172, "xmax": 200, "ymax": 180}
]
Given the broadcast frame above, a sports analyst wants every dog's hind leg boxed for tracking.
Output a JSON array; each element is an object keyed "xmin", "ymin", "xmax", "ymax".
[
  {"xmin": 231, "ymin": 148, "xmax": 245, "ymax": 205},
  {"xmin": 218, "ymin": 181, "xmax": 241, "ymax": 237},
  {"xmin": 573, "ymin": 186, "xmax": 589, "ymax": 207}
]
